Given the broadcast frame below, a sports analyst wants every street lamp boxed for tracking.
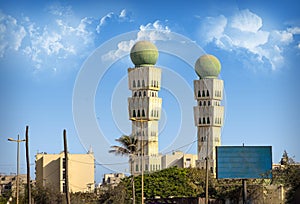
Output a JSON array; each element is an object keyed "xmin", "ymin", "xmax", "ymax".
[
  {"xmin": 130, "ymin": 118, "xmax": 147, "ymax": 204},
  {"xmin": 8, "ymin": 135, "xmax": 26, "ymax": 204}
]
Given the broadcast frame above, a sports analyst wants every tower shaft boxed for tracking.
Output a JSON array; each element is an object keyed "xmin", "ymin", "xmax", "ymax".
[
  {"xmin": 128, "ymin": 66, "xmax": 162, "ymax": 174},
  {"xmin": 193, "ymin": 78, "xmax": 224, "ymax": 175}
]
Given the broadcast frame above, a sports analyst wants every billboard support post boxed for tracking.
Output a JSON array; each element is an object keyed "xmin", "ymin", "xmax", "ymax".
[{"xmin": 242, "ymin": 179, "xmax": 247, "ymax": 204}]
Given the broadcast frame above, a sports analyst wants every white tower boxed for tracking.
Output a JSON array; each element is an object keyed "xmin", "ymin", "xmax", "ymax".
[
  {"xmin": 128, "ymin": 41, "xmax": 162, "ymax": 174},
  {"xmin": 193, "ymin": 54, "xmax": 224, "ymax": 175}
]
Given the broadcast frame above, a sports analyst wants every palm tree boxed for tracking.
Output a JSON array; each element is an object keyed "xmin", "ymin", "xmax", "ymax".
[{"xmin": 109, "ymin": 135, "xmax": 139, "ymax": 204}]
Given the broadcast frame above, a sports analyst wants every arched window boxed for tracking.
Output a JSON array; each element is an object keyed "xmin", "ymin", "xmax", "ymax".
[
  {"xmin": 215, "ymin": 118, "xmax": 217, "ymax": 124},
  {"xmin": 156, "ymin": 110, "xmax": 159, "ymax": 117},
  {"xmin": 203, "ymin": 101, "xmax": 206, "ymax": 106},
  {"xmin": 207, "ymin": 90, "xmax": 209, "ymax": 97},
  {"xmin": 133, "ymin": 110, "xmax": 136, "ymax": 117},
  {"xmin": 198, "ymin": 90, "xmax": 201, "ymax": 97},
  {"xmin": 145, "ymin": 164, "xmax": 148, "ymax": 171},
  {"xmin": 139, "ymin": 92, "xmax": 142, "ymax": 97},
  {"xmin": 199, "ymin": 101, "xmax": 202, "ymax": 106},
  {"xmin": 152, "ymin": 92, "xmax": 154, "ymax": 97},
  {"xmin": 208, "ymin": 101, "xmax": 211, "ymax": 106},
  {"xmin": 134, "ymin": 92, "xmax": 137, "ymax": 97},
  {"xmin": 201, "ymin": 137, "xmax": 204, "ymax": 142},
  {"xmin": 137, "ymin": 110, "xmax": 141, "ymax": 117},
  {"xmin": 202, "ymin": 90, "xmax": 205, "ymax": 97},
  {"xmin": 137, "ymin": 80, "xmax": 140, "ymax": 87},
  {"xmin": 142, "ymin": 110, "xmax": 145, "ymax": 117},
  {"xmin": 142, "ymin": 80, "xmax": 145, "ymax": 87},
  {"xmin": 203, "ymin": 117, "xmax": 206, "ymax": 124},
  {"xmin": 144, "ymin": 91, "xmax": 146, "ymax": 97},
  {"xmin": 151, "ymin": 80, "xmax": 154, "ymax": 87},
  {"xmin": 207, "ymin": 117, "xmax": 210, "ymax": 124},
  {"xmin": 199, "ymin": 118, "xmax": 201, "ymax": 124},
  {"xmin": 151, "ymin": 110, "xmax": 154, "ymax": 117},
  {"xmin": 136, "ymin": 164, "xmax": 139, "ymax": 171},
  {"xmin": 133, "ymin": 80, "xmax": 136, "ymax": 88},
  {"xmin": 210, "ymin": 167, "xmax": 213, "ymax": 173}
]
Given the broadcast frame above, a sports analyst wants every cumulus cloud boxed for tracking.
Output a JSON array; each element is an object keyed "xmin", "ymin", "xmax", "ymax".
[
  {"xmin": 199, "ymin": 9, "xmax": 299, "ymax": 71},
  {"xmin": 102, "ymin": 20, "xmax": 171, "ymax": 61},
  {"xmin": 0, "ymin": 11, "xmax": 26, "ymax": 57},
  {"xmin": 0, "ymin": 6, "xmax": 133, "ymax": 71},
  {"xmin": 96, "ymin": 9, "xmax": 130, "ymax": 33}
]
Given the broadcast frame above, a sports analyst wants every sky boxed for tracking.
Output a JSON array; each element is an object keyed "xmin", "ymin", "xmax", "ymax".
[{"xmin": 0, "ymin": 0, "xmax": 300, "ymax": 183}]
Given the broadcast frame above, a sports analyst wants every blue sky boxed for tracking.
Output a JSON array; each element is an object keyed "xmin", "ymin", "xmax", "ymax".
[{"xmin": 0, "ymin": 0, "xmax": 300, "ymax": 183}]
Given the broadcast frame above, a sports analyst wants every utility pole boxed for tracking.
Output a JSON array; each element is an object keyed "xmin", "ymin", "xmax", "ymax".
[
  {"xmin": 63, "ymin": 129, "xmax": 71, "ymax": 204},
  {"xmin": 25, "ymin": 126, "xmax": 31, "ymax": 204},
  {"xmin": 205, "ymin": 134, "xmax": 209, "ymax": 204}
]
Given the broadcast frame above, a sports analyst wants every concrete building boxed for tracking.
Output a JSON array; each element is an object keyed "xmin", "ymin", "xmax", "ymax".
[
  {"xmin": 161, "ymin": 151, "xmax": 198, "ymax": 169},
  {"xmin": 128, "ymin": 41, "xmax": 162, "ymax": 174},
  {"xmin": 0, "ymin": 174, "xmax": 27, "ymax": 198},
  {"xmin": 101, "ymin": 173, "xmax": 125, "ymax": 188},
  {"xmin": 193, "ymin": 54, "xmax": 224, "ymax": 175},
  {"xmin": 35, "ymin": 151, "xmax": 95, "ymax": 193}
]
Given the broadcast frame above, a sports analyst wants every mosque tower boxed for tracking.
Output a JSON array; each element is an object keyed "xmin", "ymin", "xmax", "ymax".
[
  {"xmin": 128, "ymin": 41, "xmax": 162, "ymax": 174},
  {"xmin": 193, "ymin": 54, "xmax": 224, "ymax": 175}
]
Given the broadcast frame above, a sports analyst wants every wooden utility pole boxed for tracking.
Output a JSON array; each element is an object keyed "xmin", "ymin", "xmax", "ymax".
[
  {"xmin": 25, "ymin": 126, "xmax": 31, "ymax": 204},
  {"xmin": 63, "ymin": 129, "xmax": 71, "ymax": 204}
]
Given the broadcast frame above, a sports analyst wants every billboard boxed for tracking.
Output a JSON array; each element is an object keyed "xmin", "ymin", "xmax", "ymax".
[{"xmin": 216, "ymin": 146, "xmax": 272, "ymax": 179}]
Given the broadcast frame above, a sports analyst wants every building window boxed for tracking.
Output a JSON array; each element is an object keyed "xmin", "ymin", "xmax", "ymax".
[
  {"xmin": 210, "ymin": 167, "xmax": 213, "ymax": 173},
  {"xmin": 133, "ymin": 110, "xmax": 136, "ymax": 117},
  {"xmin": 134, "ymin": 92, "xmax": 137, "ymax": 97},
  {"xmin": 137, "ymin": 80, "xmax": 141, "ymax": 87},
  {"xmin": 136, "ymin": 164, "xmax": 139, "ymax": 172},
  {"xmin": 207, "ymin": 117, "xmax": 210, "ymax": 124},
  {"xmin": 203, "ymin": 101, "xmax": 206, "ymax": 106},
  {"xmin": 142, "ymin": 110, "xmax": 145, "ymax": 117},
  {"xmin": 199, "ymin": 118, "xmax": 201, "ymax": 124},
  {"xmin": 203, "ymin": 117, "xmax": 206, "ymax": 124},
  {"xmin": 133, "ymin": 80, "xmax": 136, "ymax": 88},
  {"xmin": 145, "ymin": 164, "xmax": 148, "ymax": 171},
  {"xmin": 142, "ymin": 80, "xmax": 145, "ymax": 87},
  {"xmin": 144, "ymin": 91, "xmax": 146, "ymax": 97},
  {"xmin": 137, "ymin": 110, "xmax": 141, "ymax": 117},
  {"xmin": 208, "ymin": 101, "xmax": 211, "ymax": 106},
  {"xmin": 152, "ymin": 92, "xmax": 154, "ymax": 97},
  {"xmin": 202, "ymin": 90, "xmax": 205, "ymax": 97},
  {"xmin": 207, "ymin": 90, "xmax": 209, "ymax": 97},
  {"xmin": 198, "ymin": 90, "xmax": 201, "ymax": 97},
  {"xmin": 201, "ymin": 137, "xmax": 204, "ymax": 142},
  {"xmin": 139, "ymin": 92, "xmax": 142, "ymax": 97}
]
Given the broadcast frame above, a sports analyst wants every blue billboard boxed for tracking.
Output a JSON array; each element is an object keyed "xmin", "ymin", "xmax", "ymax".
[{"xmin": 216, "ymin": 146, "xmax": 272, "ymax": 179}]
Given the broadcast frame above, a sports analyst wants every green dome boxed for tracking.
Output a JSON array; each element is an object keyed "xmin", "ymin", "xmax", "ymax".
[
  {"xmin": 195, "ymin": 54, "xmax": 221, "ymax": 78},
  {"xmin": 130, "ymin": 41, "xmax": 158, "ymax": 67}
]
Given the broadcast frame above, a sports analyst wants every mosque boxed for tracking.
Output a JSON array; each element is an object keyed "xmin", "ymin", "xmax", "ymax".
[{"xmin": 126, "ymin": 41, "xmax": 224, "ymax": 175}]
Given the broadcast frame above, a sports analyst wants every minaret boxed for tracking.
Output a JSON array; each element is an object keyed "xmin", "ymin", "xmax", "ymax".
[
  {"xmin": 128, "ymin": 41, "xmax": 162, "ymax": 174},
  {"xmin": 193, "ymin": 54, "xmax": 224, "ymax": 175}
]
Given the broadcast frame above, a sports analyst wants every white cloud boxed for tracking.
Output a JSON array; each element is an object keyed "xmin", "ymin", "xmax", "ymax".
[
  {"xmin": 230, "ymin": 9, "xmax": 262, "ymax": 32},
  {"xmin": 199, "ymin": 9, "xmax": 298, "ymax": 71},
  {"xmin": 96, "ymin": 9, "xmax": 130, "ymax": 33},
  {"xmin": 0, "ymin": 11, "xmax": 26, "ymax": 57},
  {"xmin": 298, "ymin": 43, "xmax": 300, "ymax": 49},
  {"xmin": 287, "ymin": 27, "xmax": 300, "ymax": 34},
  {"xmin": 102, "ymin": 20, "xmax": 171, "ymax": 61}
]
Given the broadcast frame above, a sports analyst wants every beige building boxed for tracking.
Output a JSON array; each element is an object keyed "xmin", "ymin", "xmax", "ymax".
[
  {"xmin": 35, "ymin": 151, "xmax": 95, "ymax": 193},
  {"xmin": 161, "ymin": 151, "xmax": 198, "ymax": 169}
]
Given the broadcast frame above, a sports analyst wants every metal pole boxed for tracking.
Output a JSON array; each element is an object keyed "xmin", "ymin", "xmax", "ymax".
[
  {"xmin": 25, "ymin": 126, "xmax": 31, "ymax": 204},
  {"xmin": 16, "ymin": 135, "xmax": 20, "ymax": 204},
  {"xmin": 242, "ymin": 179, "xmax": 247, "ymax": 204},
  {"xmin": 141, "ymin": 121, "xmax": 144, "ymax": 204},
  {"xmin": 63, "ymin": 130, "xmax": 71, "ymax": 204},
  {"xmin": 205, "ymin": 134, "xmax": 209, "ymax": 204}
]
